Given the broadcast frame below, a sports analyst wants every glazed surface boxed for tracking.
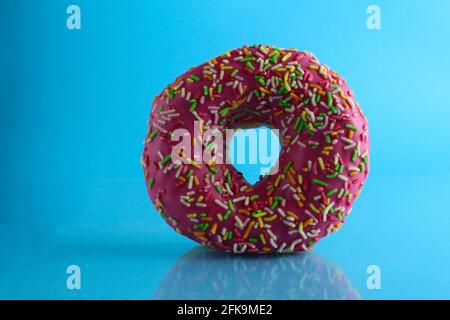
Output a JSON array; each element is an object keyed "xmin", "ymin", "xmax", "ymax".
[{"xmin": 142, "ymin": 45, "xmax": 369, "ymax": 253}]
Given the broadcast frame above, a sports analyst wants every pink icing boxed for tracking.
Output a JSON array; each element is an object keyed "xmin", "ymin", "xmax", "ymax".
[{"xmin": 142, "ymin": 45, "xmax": 369, "ymax": 254}]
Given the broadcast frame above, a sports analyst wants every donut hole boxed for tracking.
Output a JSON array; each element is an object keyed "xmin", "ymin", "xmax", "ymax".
[{"xmin": 227, "ymin": 124, "xmax": 281, "ymax": 185}]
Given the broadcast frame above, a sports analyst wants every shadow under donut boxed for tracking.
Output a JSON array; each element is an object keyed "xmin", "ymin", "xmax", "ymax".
[{"xmin": 154, "ymin": 247, "xmax": 360, "ymax": 300}]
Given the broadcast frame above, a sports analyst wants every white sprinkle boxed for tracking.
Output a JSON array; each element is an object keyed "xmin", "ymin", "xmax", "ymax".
[{"xmin": 214, "ymin": 199, "xmax": 229, "ymax": 210}]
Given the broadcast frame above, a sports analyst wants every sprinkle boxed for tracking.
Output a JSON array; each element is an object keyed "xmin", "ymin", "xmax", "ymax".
[
  {"xmin": 313, "ymin": 179, "xmax": 328, "ymax": 187},
  {"xmin": 149, "ymin": 129, "xmax": 159, "ymax": 141},
  {"xmin": 161, "ymin": 155, "xmax": 171, "ymax": 165},
  {"xmin": 189, "ymin": 74, "xmax": 200, "ymax": 81},
  {"xmin": 214, "ymin": 199, "xmax": 228, "ymax": 210},
  {"xmin": 346, "ymin": 124, "xmax": 358, "ymax": 131}
]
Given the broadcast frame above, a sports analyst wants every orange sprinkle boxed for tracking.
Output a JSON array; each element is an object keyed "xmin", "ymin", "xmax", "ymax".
[
  {"xmin": 211, "ymin": 223, "xmax": 218, "ymax": 234},
  {"xmin": 290, "ymin": 92, "xmax": 300, "ymax": 100},
  {"xmin": 287, "ymin": 210, "xmax": 299, "ymax": 219},
  {"xmin": 348, "ymin": 130, "xmax": 354, "ymax": 139},
  {"xmin": 243, "ymin": 220, "xmax": 256, "ymax": 239},
  {"xmin": 304, "ymin": 218, "xmax": 314, "ymax": 227},
  {"xmin": 287, "ymin": 172, "xmax": 296, "ymax": 185},
  {"xmin": 238, "ymin": 209, "xmax": 250, "ymax": 216}
]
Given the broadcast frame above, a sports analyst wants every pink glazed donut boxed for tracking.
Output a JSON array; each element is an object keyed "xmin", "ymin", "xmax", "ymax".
[{"xmin": 142, "ymin": 45, "xmax": 369, "ymax": 254}]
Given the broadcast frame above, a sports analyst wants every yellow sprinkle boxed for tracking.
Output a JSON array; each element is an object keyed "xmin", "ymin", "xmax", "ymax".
[
  {"xmin": 309, "ymin": 203, "xmax": 320, "ymax": 214},
  {"xmin": 281, "ymin": 52, "xmax": 292, "ymax": 62},
  {"xmin": 260, "ymin": 233, "xmax": 267, "ymax": 245},
  {"xmin": 274, "ymin": 174, "xmax": 284, "ymax": 187},
  {"xmin": 264, "ymin": 215, "xmax": 277, "ymax": 222},
  {"xmin": 284, "ymin": 71, "xmax": 291, "ymax": 91},
  {"xmin": 257, "ymin": 217, "xmax": 264, "ymax": 228},
  {"xmin": 318, "ymin": 157, "xmax": 325, "ymax": 171}
]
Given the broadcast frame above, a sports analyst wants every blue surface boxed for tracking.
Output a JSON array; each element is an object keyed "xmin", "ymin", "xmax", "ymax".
[{"xmin": 1, "ymin": 0, "xmax": 450, "ymax": 299}]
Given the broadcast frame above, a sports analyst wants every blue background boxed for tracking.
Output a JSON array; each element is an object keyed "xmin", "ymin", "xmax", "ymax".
[{"xmin": 1, "ymin": 0, "xmax": 450, "ymax": 299}]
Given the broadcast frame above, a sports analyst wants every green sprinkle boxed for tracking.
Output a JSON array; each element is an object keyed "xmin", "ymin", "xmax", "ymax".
[
  {"xmin": 250, "ymin": 195, "xmax": 259, "ymax": 201},
  {"xmin": 294, "ymin": 117, "xmax": 302, "ymax": 130},
  {"xmin": 209, "ymin": 166, "xmax": 218, "ymax": 174},
  {"xmin": 189, "ymin": 74, "xmax": 200, "ymax": 81},
  {"xmin": 352, "ymin": 149, "xmax": 358, "ymax": 162},
  {"xmin": 246, "ymin": 61, "xmax": 255, "ymax": 70},
  {"xmin": 148, "ymin": 178, "xmax": 155, "ymax": 189},
  {"xmin": 189, "ymin": 99, "xmax": 197, "ymax": 110},
  {"xmin": 313, "ymin": 179, "xmax": 328, "ymax": 187},
  {"xmin": 194, "ymin": 223, "xmax": 209, "ymax": 230},
  {"xmin": 217, "ymin": 83, "xmax": 222, "ymax": 93},
  {"xmin": 330, "ymin": 105, "xmax": 338, "ymax": 114},
  {"xmin": 327, "ymin": 92, "xmax": 333, "ymax": 107},
  {"xmin": 262, "ymin": 63, "xmax": 271, "ymax": 71},
  {"xmin": 360, "ymin": 163, "xmax": 365, "ymax": 172},
  {"xmin": 362, "ymin": 155, "xmax": 368, "ymax": 163},
  {"xmin": 249, "ymin": 237, "xmax": 257, "ymax": 243},
  {"xmin": 283, "ymin": 161, "xmax": 293, "ymax": 173},
  {"xmin": 228, "ymin": 199, "xmax": 235, "ymax": 211},
  {"xmin": 231, "ymin": 69, "xmax": 239, "ymax": 77},
  {"xmin": 226, "ymin": 172, "xmax": 232, "ymax": 185},
  {"xmin": 219, "ymin": 107, "xmax": 229, "ymax": 116},
  {"xmin": 326, "ymin": 188, "xmax": 337, "ymax": 197},
  {"xmin": 346, "ymin": 124, "xmax": 358, "ymax": 131},
  {"xmin": 203, "ymin": 86, "xmax": 208, "ymax": 96},
  {"xmin": 223, "ymin": 210, "xmax": 232, "ymax": 220},
  {"xmin": 161, "ymin": 155, "xmax": 171, "ymax": 165},
  {"xmin": 270, "ymin": 200, "xmax": 279, "ymax": 209},
  {"xmin": 149, "ymin": 129, "xmax": 159, "ymax": 141},
  {"xmin": 241, "ymin": 57, "xmax": 255, "ymax": 62}
]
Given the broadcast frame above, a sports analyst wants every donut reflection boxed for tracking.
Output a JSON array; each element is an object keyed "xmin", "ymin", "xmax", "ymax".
[{"xmin": 155, "ymin": 247, "xmax": 360, "ymax": 300}]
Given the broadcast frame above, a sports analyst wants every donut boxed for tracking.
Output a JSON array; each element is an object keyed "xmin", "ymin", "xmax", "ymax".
[{"xmin": 142, "ymin": 45, "xmax": 369, "ymax": 254}]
